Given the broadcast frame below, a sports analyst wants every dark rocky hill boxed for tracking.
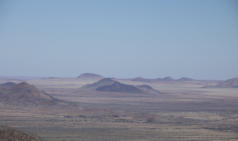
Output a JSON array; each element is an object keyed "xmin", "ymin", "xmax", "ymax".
[
  {"xmin": 0, "ymin": 82, "xmax": 17, "ymax": 89},
  {"xmin": 137, "ymin": 85, "xmax": 160, "ymax": 94},
  {"xmin": 0, "ymin": 126, "xmax": 41, "ymax": 141},
  {"xmin": 96, "ymin": 81, "xmax": 143, "ymax": 93},
  {"xmin": 82, "ymin": 78, "xmax": 160, "ymax": 94},
  {"xmin": 0, "ymin": 82, "xmax": 66, "ymax": 106},
  {"xmin": 82, "ymin": 78, "xmax": 117, "ymax": 89}
]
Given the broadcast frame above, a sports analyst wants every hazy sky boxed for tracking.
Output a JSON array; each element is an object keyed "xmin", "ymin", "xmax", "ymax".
[{"xmin": 0, "ymin": 0, "xmax": 238, "ymax": 79}]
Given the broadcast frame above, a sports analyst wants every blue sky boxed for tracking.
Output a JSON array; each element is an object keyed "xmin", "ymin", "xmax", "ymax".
[{"xmin": 0, "ymin": 0, "xmax": 238, "ymax": 79}]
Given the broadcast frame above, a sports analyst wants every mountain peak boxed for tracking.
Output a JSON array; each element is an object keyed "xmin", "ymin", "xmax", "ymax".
[
  {"xmin": 0, "ymin": 82, "xmax": 17, "ymax": 88},
  {"xmin": 0, "ymin": 82, "xmax": 63, "ymax": 106},
  {"xmin": 10, "ymin": 82, "xmax": 42, "ymax": 94},
  {"xmin": 97, "ymin": 78, "xmax": 116, "ymax": 84},
  {"xmin": 162, "ymin": 76, "xmax": 174, "ymax": 81},
  {"xmin": 177, "ymin": 77, "xmax": 194, "ymax": 81},
  {"xmin": 81, "ymin": 78, "xmax": 160, "ymax": 94},
  {"xmin": 82, "ymin": 78, "xmax": 116, "ymax": 89},
  {"xmin": 216, "ymin": 77, "xmax": 238, "ymax": 88},
  {"xmin": 95, "ymin": 81, "xmax": 143, "ymax": 93},
  {"xmin": 78, "ymin": 73, "xmax": 103, "ymax": 79}
]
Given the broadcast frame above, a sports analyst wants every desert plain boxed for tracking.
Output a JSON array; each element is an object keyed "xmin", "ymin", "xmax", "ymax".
[{"xmin": 0, "ymin": 74, "xmax": 238, "ymax": 141}]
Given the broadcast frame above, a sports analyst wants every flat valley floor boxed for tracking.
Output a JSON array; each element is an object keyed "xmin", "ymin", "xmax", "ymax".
[{"xmin": 0, "ymin": 78, "xmax": 238, "ymax": 141}]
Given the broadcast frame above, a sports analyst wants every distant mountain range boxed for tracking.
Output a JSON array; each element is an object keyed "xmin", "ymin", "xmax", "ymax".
[
  {"xmin": 77, "ymin": 73, "xmax": 196, "ymax": 82},
  {"xmin": 81, "ymin": 78, "xmax": 160, "ymax": 94},
  {"xmin": 215, "ymin": 77, "xmax": 238, "ymax": 88},
  {"xmin": 131, "ymin": 76, "xmax": 194, "ymax": 82}
]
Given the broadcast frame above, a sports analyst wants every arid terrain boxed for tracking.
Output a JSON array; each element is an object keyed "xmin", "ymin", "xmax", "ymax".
[{"xmin": 0, "ymin": 74, "xmax": 238, "ymax": 141}]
